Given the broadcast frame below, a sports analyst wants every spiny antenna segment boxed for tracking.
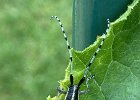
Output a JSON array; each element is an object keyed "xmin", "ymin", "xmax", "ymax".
[
  {"xmin": 50, "ymin": 16, "xmax": 73, "ymax": 75},
  {"xmin": 84, "ymin": 19, "xmax": 110, "ymax": 77}
]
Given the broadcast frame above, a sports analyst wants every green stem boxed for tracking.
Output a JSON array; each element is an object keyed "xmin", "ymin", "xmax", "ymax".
[{"xmin": 72, "ymin": 0, "xmax": 133, "ymax": 51}]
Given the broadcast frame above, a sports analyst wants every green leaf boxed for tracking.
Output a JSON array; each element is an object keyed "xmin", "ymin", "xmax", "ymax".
[{"xmin": 47, "ymin": 0, "xmax": 140, "ymax": 99}]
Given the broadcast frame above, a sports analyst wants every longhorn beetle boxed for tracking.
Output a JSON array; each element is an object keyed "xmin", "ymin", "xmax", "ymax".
[{"xmin": 50, "ymin": 16, "xmax": 110, "ymax": 100}]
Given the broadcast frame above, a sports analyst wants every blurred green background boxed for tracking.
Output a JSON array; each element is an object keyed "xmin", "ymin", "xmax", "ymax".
[{"xmin": 0, "ymin": 0, "xmax": 72, "ymax": 100}]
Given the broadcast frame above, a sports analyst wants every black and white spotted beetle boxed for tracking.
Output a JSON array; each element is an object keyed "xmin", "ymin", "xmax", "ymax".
[{"xmin": 50, "ymin": 16, "xmax": 110, "ymax": 100}]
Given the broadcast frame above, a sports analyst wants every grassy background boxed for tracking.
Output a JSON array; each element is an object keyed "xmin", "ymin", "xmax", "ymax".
[{"xmin": 0, "ymin": 0, "xmax": 72, "ymax": 100}]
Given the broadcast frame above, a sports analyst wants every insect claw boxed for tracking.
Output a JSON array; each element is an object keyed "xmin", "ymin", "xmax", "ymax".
[{"xmin": 58, "ymin": 81, "xmax": 60, "ymax": 83}]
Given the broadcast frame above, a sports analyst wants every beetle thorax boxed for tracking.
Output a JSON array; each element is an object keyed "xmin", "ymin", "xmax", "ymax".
[{"xmin": 65, "ymin": 85, "xmax": 79, "ymax": 100}]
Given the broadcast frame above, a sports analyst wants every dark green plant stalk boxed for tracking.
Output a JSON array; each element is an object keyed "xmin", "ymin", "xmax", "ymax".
[{"xmin": 72, "ymin": 0, "xmax": 133, "ymax": 51}]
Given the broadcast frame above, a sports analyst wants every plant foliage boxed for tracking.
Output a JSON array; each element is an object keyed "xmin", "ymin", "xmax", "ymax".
[{"xmin": 48, "ymin": 0, "xmax": 140, "ymax": 99}]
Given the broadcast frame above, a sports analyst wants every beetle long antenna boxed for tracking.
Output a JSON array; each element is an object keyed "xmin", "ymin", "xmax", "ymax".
[
  {"xmin": 50, "ymin": 16, "xmax": 73, "ymax": 84},
  {"xmin": 84, "ymin": 19, "xmax": 110, "ymax": 77}
]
